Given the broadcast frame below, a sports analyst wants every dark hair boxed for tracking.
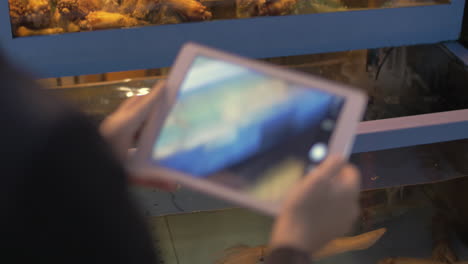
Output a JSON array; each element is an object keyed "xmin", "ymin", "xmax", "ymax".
[
  {"xmin": 0, "ymin": 48, "xmax": 37, "ymax": 99},
  {"xmin": 0, "ymin": 47, "xmax": 66, "ymax": 130}
]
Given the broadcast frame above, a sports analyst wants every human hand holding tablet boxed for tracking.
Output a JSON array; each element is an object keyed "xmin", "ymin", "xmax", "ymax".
[{"xmin": 129, "ymin": 42, "xmax": 367, "ymax": 215}]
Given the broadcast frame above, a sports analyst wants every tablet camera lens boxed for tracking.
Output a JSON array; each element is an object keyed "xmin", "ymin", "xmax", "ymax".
[{"xmin": 309, "ymin": 143, "xmax": 328, "ymax": 162}]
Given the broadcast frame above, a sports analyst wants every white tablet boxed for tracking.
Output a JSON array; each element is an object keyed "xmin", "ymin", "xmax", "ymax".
[{"xmin": 130, "ymin": 42, "xmax": 367, "ymax": 215}]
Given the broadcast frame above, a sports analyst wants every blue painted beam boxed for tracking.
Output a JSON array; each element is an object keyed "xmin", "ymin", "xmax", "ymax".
[
  {"xmin": 444, "ymin": 41, "xmax": 468, "ymax": 66},
  {"xmin": 352, "ymin": 109, "xmax": 468, "ymax": 153}
]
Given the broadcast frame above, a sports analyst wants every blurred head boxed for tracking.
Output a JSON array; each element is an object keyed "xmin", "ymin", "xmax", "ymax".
[
  {"xmin": 0, "ymin": 45, "xmax": 44, "ymax": 112},
  {"xmin": 0, "ymin": 46, "xmax": 35, "ymax": 88}
]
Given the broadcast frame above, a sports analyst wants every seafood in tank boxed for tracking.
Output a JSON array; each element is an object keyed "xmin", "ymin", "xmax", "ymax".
[
  {"xmin": 9, "ymin": 0, "xmax": 52, "ymax": 31},
  {"xmin": 56, "ymin": 0, "xmax": 103, "ymax": 21},
  {"xmin": 7, "ymin": 0, "xmax": 212, "ymax": 37},
  {"xmin": 8, "ymin": 0, "xmax": 440, "ymax": 37},
  {"xmin": 15, "ymin": 26, "xmax": 64, "ymax": 37},
  {"xmin": 79, "ymin": 11, "xmax": 146, "ymax": 30}
]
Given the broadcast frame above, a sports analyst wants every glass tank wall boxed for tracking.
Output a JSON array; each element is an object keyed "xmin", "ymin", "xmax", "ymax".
[
  {"xmin": 144, "ymin": 161, "xmax": 468, "ymax": 264},
  {"xmin": 37, "ymin": 42, "xmax": 468, "ymax": 264},
  {"xmin": 46, "ymin": 43, "xmax": 468, "ymax": 125},
  {"xmin": 458, "ymin": 3, "xmax": 468, "ymax": 48},
  {"xmin": 43, "ymin": 42, "xmax": 468, "ymax": 190},
  {"xmin": 8, "ymin": 0, "xmax": 450, "ymax": 37}
]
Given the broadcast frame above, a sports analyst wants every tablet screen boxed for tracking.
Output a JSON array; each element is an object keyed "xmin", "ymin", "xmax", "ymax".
[{"xmin": 152, "ymin": 55, "xmax": 345, "ymax": 201}]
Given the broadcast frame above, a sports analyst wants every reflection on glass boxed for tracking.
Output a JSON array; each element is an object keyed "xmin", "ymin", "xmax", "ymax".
[
  {"xmin": 181, "ymin": 139, "xmax": 468, "ymax": 264},
  {"xmin": 152, "ymin": 55, "xmax": 344, "ymax": 202},
  {"xmin": 48, "ymin": 44, "xmax": 468, "ymax": 126},
  {"xmin": 353, "ymin": 139, "xmax": 468, "ymax": 190},
  {"xmin": 9, "ymin": 0, "xmax": 450, "ymax": 37}
]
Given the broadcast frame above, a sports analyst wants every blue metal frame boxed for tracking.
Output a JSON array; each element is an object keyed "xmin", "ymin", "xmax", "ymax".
[
  {"xmin": 353, "ymin": 121, "xmax": 468, "ymax": 153},
  {"xmin": 352, "ymin": 109, "xmax": 468, "ymax": 153},
  {"xmin": 0, "ymin": 0, "xmax": 465, "ymax": 78},
  {"xmin": 444, "ymin": 41, "xmax": 468, "ymax": 66}
]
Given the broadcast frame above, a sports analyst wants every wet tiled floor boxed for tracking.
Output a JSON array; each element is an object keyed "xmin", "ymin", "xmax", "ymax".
[
  {"xmin": 147, "ymin": 208, "xmax": 272, "ymax": 264},
  {"xmin": 147, "ymin": 206, "xmax": 468, "ymax": 264}
]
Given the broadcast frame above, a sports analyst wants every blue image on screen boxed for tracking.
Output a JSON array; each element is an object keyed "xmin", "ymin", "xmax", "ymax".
[{"xmin": 152, "ymin": 56, "xmax": 343, "ymax": 178}]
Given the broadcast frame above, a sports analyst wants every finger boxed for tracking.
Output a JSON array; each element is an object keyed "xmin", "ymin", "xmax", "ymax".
[
  {"xmin": 120, "ymin": 92, "xmax": 148, "ymax": 110},
  {"xmin": 341, "ymin": 165, "xmax": 361, "ymax": 190},
  {"xmin": 125, "ymin": 80, "xmax": 168, "ymax": 125},
  {"xmin": 343, "ymin": 202, "xmax": 360, "ymax": 230},
  {"xmin": 303, "ymin": 156, "xmax": 346, "ymax": 186},
  {"xmin": 118, "ymin": 80, "xmax": 166, "ymax": 111},
  {"xmin": 136, "ymin": 80, "xmax": 167, "ymax": 109},
  {"xmin": 332, "ymin": 165, "xmax": 361, "ymax": 197},
  {"xmin": 119, "ymin": 93, "xmax": 145, "ymax": 109}
]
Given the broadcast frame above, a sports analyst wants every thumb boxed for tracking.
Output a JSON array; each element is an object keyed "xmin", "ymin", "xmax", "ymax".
[
  {"xmin": 302, "ymin": 156, "xmax": 346, "ymax": 188},
  {"xmin": 124, "ymin": 80, "xmax": 168, "ymax": 126},
  {"xmin": 332, "ymin": 165, "xmax": 360, "ymax": 196}
]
